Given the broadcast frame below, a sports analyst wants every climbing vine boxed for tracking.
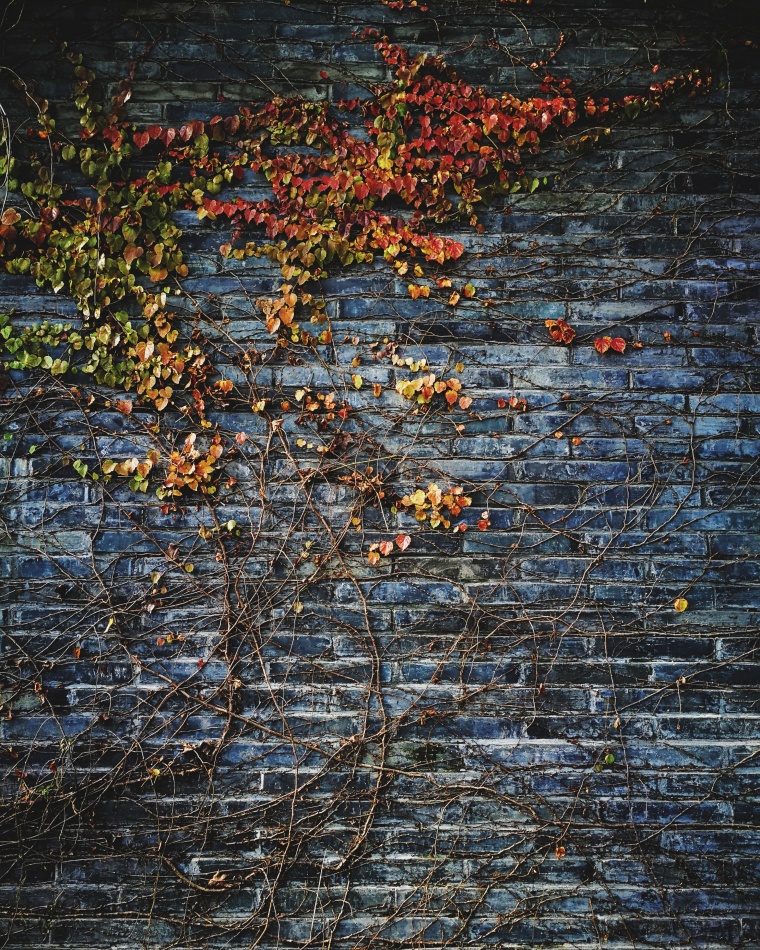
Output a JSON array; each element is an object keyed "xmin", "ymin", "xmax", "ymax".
[
  {"xmin": 1, "ymin": 5, "xmax": 756, "ymax": 949},
  {"xmin": 0, "ymin": 31, "xmax": 712, "ymax": 502}
]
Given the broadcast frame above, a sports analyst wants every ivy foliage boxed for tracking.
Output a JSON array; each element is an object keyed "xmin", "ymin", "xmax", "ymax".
[{"xmin": 0, "ymin": 34, "xmax": 712, "ymax": 494}]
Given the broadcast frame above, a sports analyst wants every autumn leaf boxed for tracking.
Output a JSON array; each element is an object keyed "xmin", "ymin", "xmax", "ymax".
[
  {"xmin": 134, "ymin": 340, "xmax": 154, "ymax": 363},
  {"xmin": 595, "ymin": 336, "xmax": 626, "ymax": 354},
  {"xmin": 674, "ymin": 597, "xmax": 688, "ymax": 612},
  {"xmin": 123, "ymin": 244, "xmax": 143, "ymax": 266},
  {"xmin": 379, "ymin": 540, "xmax": 394, "ymax": 556},
  {"xmin": 545, "ymin": 319, "xmax": 576, "ymax": 345},
  {"xmin": 458, "ymin": 396, "xmax": 472, "ymax": 410},
  {"xmin": 351, "ymin": 374, "xmax": 363, "ymax": 389},
  {"xmin": 395, "ymin": 534, "xmax": 411, "ymax": 551}
]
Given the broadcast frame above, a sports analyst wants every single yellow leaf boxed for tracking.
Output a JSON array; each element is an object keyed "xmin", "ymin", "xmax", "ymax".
[{"xmin": 674, "ymin": 597, "xmax": 688, "ymax": 612}]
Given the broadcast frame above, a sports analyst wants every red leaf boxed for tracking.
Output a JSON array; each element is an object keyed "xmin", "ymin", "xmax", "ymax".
[
  {"xmin": 133, "ymin": 131, "xmax": 149, "ymax": 149},
  {"xmin": 379, "ymin": 541, "xmax": 394, "ymax": 556},
  {"xmin": 395, "ymin": 534, "xmax": 411, "ymax": 551},
  {"xmin": 595, "ymin": 336, "xmax": 626, "ymax": 354},
  {"xmin": 545, "ymin": 319, "xmax": 575, "ymax": 345}
]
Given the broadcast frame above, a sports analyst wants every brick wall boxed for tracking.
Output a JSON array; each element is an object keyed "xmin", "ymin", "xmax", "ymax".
[{"xmin": 0, "ymin": 1, "xmax": 758, "ymax": 947}]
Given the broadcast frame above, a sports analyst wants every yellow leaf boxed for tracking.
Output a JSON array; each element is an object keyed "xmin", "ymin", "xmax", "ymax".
[
  {"xmin": 674, "ymin": 597, "xmax": 688, "ymax": 612},
  {"xmin": 352, "ymin": 374, "xmax": 363, "ymax": 389}
]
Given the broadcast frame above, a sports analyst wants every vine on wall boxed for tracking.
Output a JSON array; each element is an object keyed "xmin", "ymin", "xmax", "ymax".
[
  {"xmin": 1, "ymin": 5, "xmax": 755, "ymax": 947},
  {"xmin": 0, "ymin": 32, "xmax": 711, "ymax": 505}
]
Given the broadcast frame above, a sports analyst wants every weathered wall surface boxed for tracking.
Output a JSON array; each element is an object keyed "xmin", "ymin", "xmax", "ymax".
[{"xmin": 0, "ymin": 1, "xmax": 758, "ymax": 947}]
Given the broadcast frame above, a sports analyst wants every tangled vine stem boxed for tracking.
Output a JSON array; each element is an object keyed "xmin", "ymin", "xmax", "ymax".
[{"xmin": 0, "ymin": 1, "xmax": 758, "ymax": 948}]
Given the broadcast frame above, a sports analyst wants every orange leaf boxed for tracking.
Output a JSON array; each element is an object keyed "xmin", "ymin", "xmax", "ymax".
[
  {"xmin": 124, "ymin": 244, "xmax": 143, "ymax": 266},
  {"xmin": 379, "ymin": 541, "xmax": 394, "ymax": 556},
  {"xmin": 445, "ymin": 389, "xmax": 458, "ymax": 405},
  {"xmin": 395, "ymin": 534, "xmax": 411, "ymax": 551},
  {"xmin": 596, "ymin": 336, "xmax": 626, "ymax": 354},
  {"xmin": 594, "ymin": 336, "xmax": 612, "ymax": 354},
  {"xmin": 458, "ymin": 396, "xmax": 472, "ymax": 410},
  {"xmin": 134, "ymin": 340, "xmax": 154, "ymax": 363},
  {"xmin": 546, "ymin": 319, "xmax": 575, "ymax": 345}
]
